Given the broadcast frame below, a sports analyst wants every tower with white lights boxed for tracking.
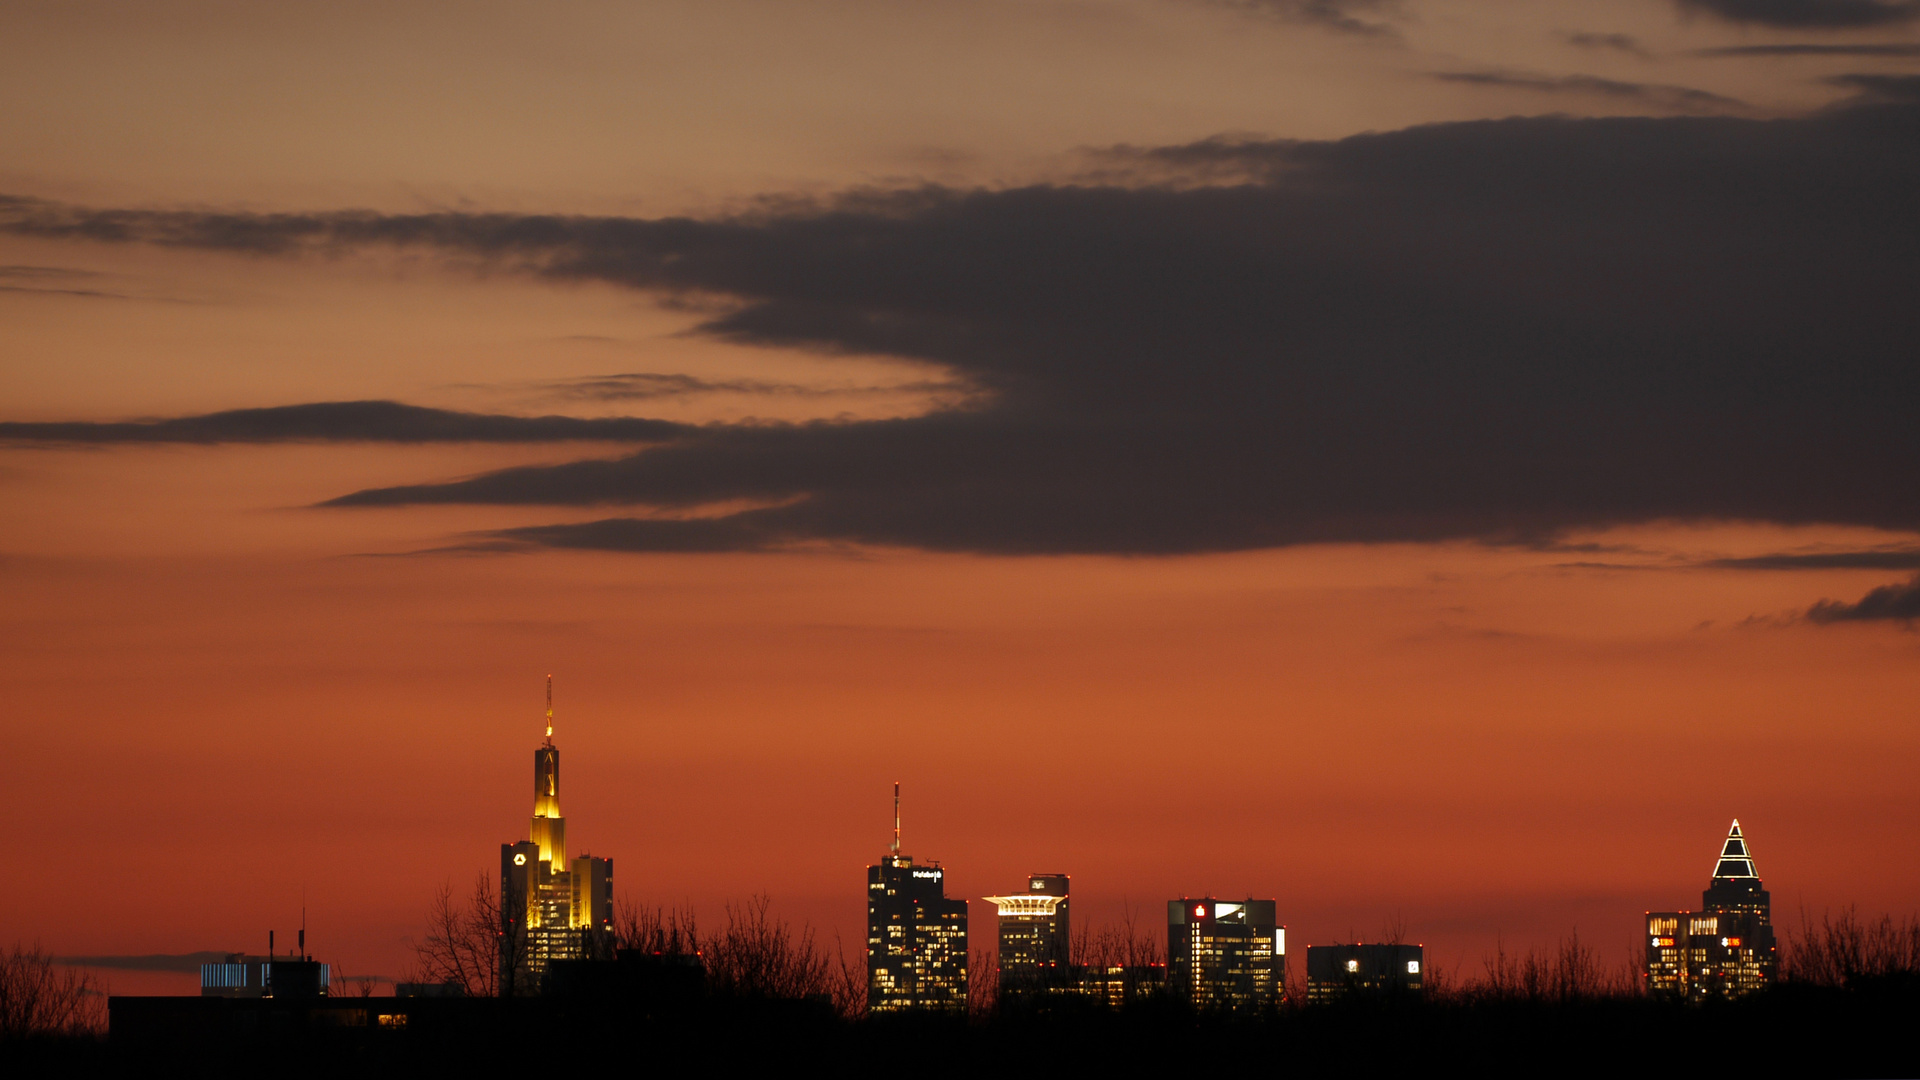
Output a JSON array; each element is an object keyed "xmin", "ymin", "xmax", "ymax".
[{"xmin": 1645, "ymin": 819, "xmax": 1778, "ymax": 1000}]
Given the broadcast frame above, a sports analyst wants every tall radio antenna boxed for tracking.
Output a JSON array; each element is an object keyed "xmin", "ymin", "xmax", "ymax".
[
  {"xmin": 545, "ymin": 674, "xmax": 554, "ymax": 742},
  {"xmin": 891, "ymin": 781, "xmax": 901, "ymax": 857}
]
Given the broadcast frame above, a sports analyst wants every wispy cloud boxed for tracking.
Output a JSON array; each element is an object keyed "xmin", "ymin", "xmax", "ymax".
[
  {"xmin": 1564, "ymin": 31, "xmax": 1653, "ymax": 58},
  {"xmin": 1705, "ymin": 548, "xmax": 1920, "ymax": 570},
  {"xmin": 528, "ymin": 371, "xmax": 967, "ymax": 404},
  {"xmin": 1211, "ymin": 0, "xmax": 1406, "ymax": 38},
  {"xmin": 1695, "ymin": 42, "xmax": 1920, "ymax": 55},
  {"xmin": 0, "ymin": 263, "xmax": 128, "ymax": 300},
  {"xmin": 1675, "ymin": 0, "xmax": 1920, "ymax": 29},
  {"xmin": 57, "ymin": 952, "xmax": 230, "ymax": 972},
  {"xmin": 1428, "ymin": 70, "xmax": 1750, "ymax": 113},
  {"xmin": 0, "ymin": 401, "xmax": 685, "ymax": 445}
]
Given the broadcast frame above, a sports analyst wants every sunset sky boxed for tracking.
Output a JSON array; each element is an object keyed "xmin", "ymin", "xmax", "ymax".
[{"xmin": 3, "ymin": 0, "xmax": 1918, "ymax": 995}]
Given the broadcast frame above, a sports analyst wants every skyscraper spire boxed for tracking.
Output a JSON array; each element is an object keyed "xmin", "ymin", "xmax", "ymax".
[
  {"xmin": 1712, "ymin": 818, "xmax": 1758, "ymax": 880},
  {"xmin": 545, "ymin": 673, "xmax": 554, "ymax": 743},
  {"xmin": 892, "ymin": 781, "xmax": 901, "ymax": 857}
]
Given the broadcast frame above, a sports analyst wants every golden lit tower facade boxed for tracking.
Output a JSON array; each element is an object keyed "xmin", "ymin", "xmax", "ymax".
[
  {"xmin": 866, "ymin": 784, "xmax": 969, "ymax": 1014},
  {"xmin": 1646, "ymin": 819, "xmax": 1778, "ymax": 1000},
  {"xmin": 984, "ymin": 874, "xmax": 1071, "ymax": 1001},
  {"xmin": 500, "ymin": 677, "xmax": 613, "ymax": 995}
]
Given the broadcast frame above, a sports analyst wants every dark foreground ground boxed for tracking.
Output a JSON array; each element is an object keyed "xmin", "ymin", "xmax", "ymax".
[{"xmin": 8, "ymin": 980, "xmax": 1917, "ymax": 1078}]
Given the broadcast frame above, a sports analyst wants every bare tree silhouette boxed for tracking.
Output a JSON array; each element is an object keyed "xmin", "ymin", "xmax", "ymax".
[
  {"xmin": 1786, "ymin": 907, "xmax": 1920, "ymax": 987},
  {"xmin": 1465, "ymin": 929, "xmax": 1637, "ymax": 1003},
  {"xmin": 407, "ymin": 873, "xmax": 506, "ymax": 997},
  {"xmin": 0, "ymin": 943, "xmax": 104, "ymax": 1038}
]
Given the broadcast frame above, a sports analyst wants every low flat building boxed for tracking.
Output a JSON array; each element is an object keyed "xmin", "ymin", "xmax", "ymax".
[
  {"xmin": 200, "ymin": 954, "xmax": 331, "ymax": 998},
  {"xmin": 1305, "ymin": 943, "xmax": 1424, "ymax": 1001},
  {"xmin": 1077, "ymin": 963, "xmax": 1168, "ymax": 1007}
]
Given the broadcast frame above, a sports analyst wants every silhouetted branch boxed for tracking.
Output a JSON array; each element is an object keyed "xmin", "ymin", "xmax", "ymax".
[{"xmin": 0, "ymin": 943, "xmax": 104, "ymax": 1038}]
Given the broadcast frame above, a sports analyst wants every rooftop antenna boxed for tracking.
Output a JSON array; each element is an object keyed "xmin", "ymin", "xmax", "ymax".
[
  {"xmin": 300, "ymin": 902, "xmax": 307, "ymax": 961},
  {"xmin": 891, "ymin": 781, "xmax": 901, "ymax": 857},
  {"xmin": 545, "ymin": 674, "xmax": 554, "ymax": 744},
  {"xmin": 269, "ymin": 929, "xmax": 274, "ymax": 958}
]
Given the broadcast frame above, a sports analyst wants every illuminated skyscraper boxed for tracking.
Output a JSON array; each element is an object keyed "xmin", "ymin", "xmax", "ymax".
[
  {"xmin": 1167, "ymin": 898, "xmax": 1285, "ymax": 1012},
  {"xmin": 866, "ymin": 784, "xmax": 969, "ymax": 1014},
  {"xmin": 500, "ymin": 677, "xmax": 613, "ymax": 994},
  {"xmin": 1646, "ymin": 819, "xmax": 1778, "ymax": 1000},
  {"xmin": 983, "ymin": 874, "xmax": 1071, "ymax": 1000}
]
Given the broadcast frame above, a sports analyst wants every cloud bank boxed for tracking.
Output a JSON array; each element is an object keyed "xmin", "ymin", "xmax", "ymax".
[
  {"xmin": 1675, "ymin": 0, "xmax": 1920, "ymax": 28},
  {"xmin": 1806, "ymin": 574, "xmax": 1920, "ymax": 622},
  {"xmin": 0, "ymin": 402, "xmax": 686, "ymax": 444},
  {"xmin": 4, "ymin": 88, "xmax": 1919, "ymax": 556},
  {"xmin": 57, "ymin": 952, "xmax": 231, "ymax": 972}
]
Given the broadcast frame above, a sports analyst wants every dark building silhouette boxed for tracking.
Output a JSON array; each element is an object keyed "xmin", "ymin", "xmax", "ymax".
[
  {"xmin": 200, "ymin": 954, "xmax": 331, "ymax": 999},
  {"xmin": 984, "ymin": 873, "xmax": 1071, "ymax": 1000},
  {"xmin": 866, "ymin": 784, "xmax": 968, "ymax": 1013},
  {"xmin": 1647, "ymin": 819, "xmax": 1778, "ymax": 1000},
  {"xmin": 1167, "ymin": 899, "xmax": 1285, "ymax": 1012},
  {"xmin": 1305, "ymin": 943, "xmax": 1424, "ymax": 1001},
  {"xmin": 500, "ymin": 677, "xmax": 613, "ymax": 994},
  {"xmin": 1077, "ymin": 962, "xmax": 1168, "ymax": 1007}
]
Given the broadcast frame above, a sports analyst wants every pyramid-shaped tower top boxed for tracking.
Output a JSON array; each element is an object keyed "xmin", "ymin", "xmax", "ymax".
[{"xmin": 1711, "ymin": 819, "xmax": 1759, "ymax": 880}]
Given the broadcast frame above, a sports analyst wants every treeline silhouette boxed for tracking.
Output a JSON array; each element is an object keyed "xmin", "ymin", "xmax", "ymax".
[{"xmin": 9, "ymin": 904, "xmax": 1920, "ymax": 1076}]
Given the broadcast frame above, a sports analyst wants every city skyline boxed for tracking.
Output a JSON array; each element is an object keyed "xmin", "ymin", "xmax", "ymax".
[{"xmin": 5, "ymin": 0, "xmax": 1918, "ymax": 1004}]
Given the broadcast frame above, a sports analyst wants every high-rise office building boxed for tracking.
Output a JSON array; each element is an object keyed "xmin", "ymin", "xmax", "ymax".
[
  {"xmin": 983, "ymin": 873, "xmax": 1071, "ymax": 1000},
  {"xmin": 1646, "ymin": 819, "xmax": 1778, "ymax": 1000},
  {"xmin": 500, "ymin": 677, "xmax": 613, "ymax": 994},
  {"xmin": 1305, "ymin": 943, "xmax": 1424, "ymax": 1001},
  {"xmin": 1167, "ymin": 898, "xmax": 1285, "ymax": 1012},
  {"xmin": 867, "ymin": 784, "xmax": 969, "ymax": 1014}
]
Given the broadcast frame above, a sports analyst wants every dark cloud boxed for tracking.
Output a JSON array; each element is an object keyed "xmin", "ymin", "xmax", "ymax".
[
  {"xmin": 57, "ymin": 952, "xmax": 230, "ymax": 972},
  {"xmin": 0, "ymin": 262, "xmax": 127, "ymax": 299},
  {"xmin": 1675, "ymin": 0, "xmax": 1920, "ymax": 28},
  {"xmin": 1428, "ymin": 70, "xmax": 1749, "ymax": 112},
  {"xmin": 1696, "ymin": 42, "xmax": 1920, "ymax": 54},
  {"xmin": 1706, "ymin": 549, "xmax": 1920, "ymax": 570},
  {"xmin": 1213, "ymin": 0, "xmax": 1404, "ymax": 38},
  {"xmin": 1564, "ymin": 32, "xmax": 1652, "ymax": 57},
  {"xmin": 5, "ymin": 93, "xmax": 1920, "ymax": 557},
  {"xmin": 1826, "ymin": 72, "xmax": 1920, "ymax": 100},
  {"xmin": 1805, "ymin": 573, "xmax": 1920, "ymax": 621},
  {"xmin": 481, "ymin": 515, "xmax": 787, "ymax": 553},
  {"xmin": 0, "ymin": 401, "xmax": 685, "ymax": 445},
  {"xmin": 533, "ymin": 371, "xmax": 965, "ymax": 403}
]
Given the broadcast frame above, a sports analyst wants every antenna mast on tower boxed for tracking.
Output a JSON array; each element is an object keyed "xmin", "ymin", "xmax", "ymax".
[
  {"xmin": 891, "ymin": 781, "xmax": 901, "ymax": 857},
  {"xmin": 545, "ymin": 674, "xmax": 554, "ymax": 743}
]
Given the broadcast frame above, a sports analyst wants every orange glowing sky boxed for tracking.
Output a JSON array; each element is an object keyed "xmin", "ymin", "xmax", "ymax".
[{"xmin": 4, "ymin": 0, "xmax": 1918, "ymax": 995}]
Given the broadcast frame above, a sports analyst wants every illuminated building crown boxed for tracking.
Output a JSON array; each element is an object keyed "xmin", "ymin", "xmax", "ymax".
[{"xmin": 1711, "ymin": 819, "xmax": 1759, "ymax": 880}]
